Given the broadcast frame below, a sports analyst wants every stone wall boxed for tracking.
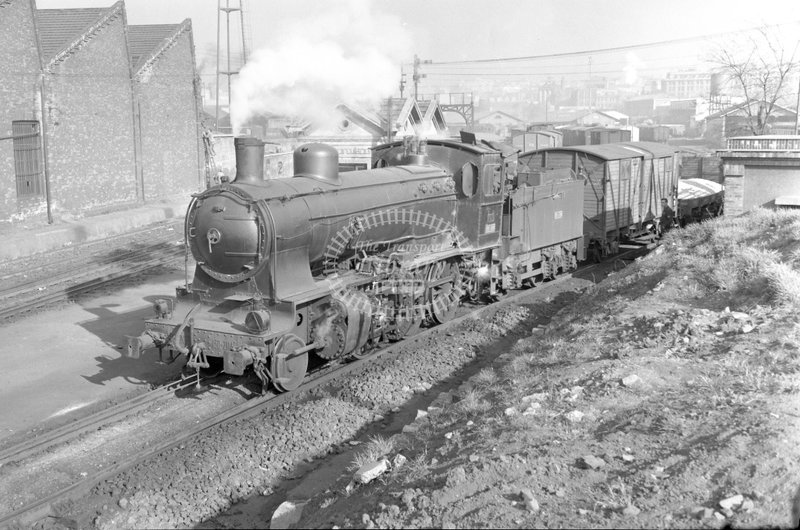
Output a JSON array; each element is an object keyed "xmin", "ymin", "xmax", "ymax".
[
  {"xmin": 722, "ymin": 152, "xmax": 800, "ymax": 216},
  {"xmin": 0, "ymin": 0, "xmax": 45, "ymax": 223},
  {"xmin": 43, "ymin": 11, "xmax": 138, "ymax": 215},
  {"xmin": 136, "ymin": 26, "xmax": 202, "ymax": 200}
]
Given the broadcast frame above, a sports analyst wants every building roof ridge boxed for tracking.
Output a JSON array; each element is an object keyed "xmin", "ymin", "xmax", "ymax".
[
  {"xmin": 38, "ymin": 0, "xmax": 126, "ymax": 69},
  {"xmin": 130, "ymin": 19, "xmax": 192, "ymax": 78}
]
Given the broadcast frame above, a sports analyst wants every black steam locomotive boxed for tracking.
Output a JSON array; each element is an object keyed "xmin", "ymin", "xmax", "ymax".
[{"xmin": 126, "ymin": 134, "xmax": 672, "ymax": 392}]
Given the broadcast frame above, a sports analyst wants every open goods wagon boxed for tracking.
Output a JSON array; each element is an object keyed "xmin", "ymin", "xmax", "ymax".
[
  {"xmin": 677, "ymin": 178, "xmax": 724, "ymax": 226},
  {"xmin": 519, "ymin": 142, "xmax": 679, "ymax": 257}
]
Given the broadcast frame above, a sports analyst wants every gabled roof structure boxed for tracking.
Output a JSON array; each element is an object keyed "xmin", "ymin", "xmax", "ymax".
[
  {"xmin": 127, "ymin": 19, "xmax": 192, "ymax": 80},
  {"xmin": 342, "ymin": 96, "xmax": 448, "ymax": 138},
  {"xmin": 707, "ymin": 99, "xmax": 797, "ymax": 120},
  {"xmin": 477, "ymin": 110, "xmax": 523, "ymax": 123},
  {"xmin": 36, "ymin": 1, "xmax": 125, "ymax": 68},
  {"xmin": 336, "ymin": 104, "xmax": 385, "ymax": 137},
  {"xmin": 421, "ymin": 100, "xmax": 446, "ymax": 133}
]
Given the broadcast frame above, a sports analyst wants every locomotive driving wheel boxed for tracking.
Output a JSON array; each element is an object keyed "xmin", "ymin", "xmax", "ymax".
[
  {"xmin": 386, "ymin": 269, "xmax": 424, "ymax": 341},
  {"xmin": 427, "ymin": 260, "xmax": 463, "ymax": 324},
  {"xmin": 271, "ymin": 334, "xmax": 308, "ymax": 392}
]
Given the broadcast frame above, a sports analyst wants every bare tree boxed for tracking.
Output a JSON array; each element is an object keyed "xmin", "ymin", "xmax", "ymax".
[{"xmin": 710, "ymin": 26, "xmax": 799, "ymax": 135}]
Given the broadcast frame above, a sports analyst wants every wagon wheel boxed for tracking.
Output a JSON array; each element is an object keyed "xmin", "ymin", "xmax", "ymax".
[
  {"xmin": 523, "ymin": 274, "xmax": 543, "ymax": 288},
  {"xmin": 427, "ymin": 261, "xmax": 463, "ymax": 324},
  {"xmin": 271, "ymin": 334, "xmax": 308, "ymax": 392}
]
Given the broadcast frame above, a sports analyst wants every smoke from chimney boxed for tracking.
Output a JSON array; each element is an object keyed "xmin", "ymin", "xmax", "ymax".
[{"xmin": 231, "ymin": 0, "xmax": 412, "ymax": 133}]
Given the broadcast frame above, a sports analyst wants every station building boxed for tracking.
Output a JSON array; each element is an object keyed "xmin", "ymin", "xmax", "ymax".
[{"xmin": 0, "ymin": 0, "xmax": 201, "ymax": 226}]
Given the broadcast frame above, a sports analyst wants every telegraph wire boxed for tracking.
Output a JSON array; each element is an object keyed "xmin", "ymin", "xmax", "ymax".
[{"xmin": 426, "ymin": 19, "xmax": 800, "ymax": 66}]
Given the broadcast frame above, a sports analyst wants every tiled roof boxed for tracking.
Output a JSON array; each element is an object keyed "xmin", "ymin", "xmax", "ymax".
[
  {"xmin": 37, "ymin": 7, "xmax": 113, "ymax": 61},
  {"xmin": 127, "ymin": 24, "xmax": 180, "ymax": 70}
]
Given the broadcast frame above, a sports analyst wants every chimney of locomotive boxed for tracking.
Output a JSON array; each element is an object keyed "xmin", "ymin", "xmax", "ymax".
[{"xmin": 233, "ymin": 136, "xmax": 265, "ymax": 184}]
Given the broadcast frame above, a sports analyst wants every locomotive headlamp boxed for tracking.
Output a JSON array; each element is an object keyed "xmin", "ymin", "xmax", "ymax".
[
  {"xmin": 244, "ymin": 310, "xmax": 271, "ymax": 334},
  {"xmin": 153, "ymin": 298, "xmax": 172, "ymax": 319}
]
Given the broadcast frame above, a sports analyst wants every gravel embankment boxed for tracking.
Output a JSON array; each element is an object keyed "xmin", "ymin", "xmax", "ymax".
[{"xmin": 53, "ymin": 277, "xmax": 591, "ymax": 529}]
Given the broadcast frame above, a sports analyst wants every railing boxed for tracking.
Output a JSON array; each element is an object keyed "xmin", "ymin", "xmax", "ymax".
[{"xmin": 726, "ymin": 136, "xmax": 800, "ymax": 151}]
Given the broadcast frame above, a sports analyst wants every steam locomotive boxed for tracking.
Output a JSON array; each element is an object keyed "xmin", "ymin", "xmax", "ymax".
[{"xmin": 126, "ymin": 134, "xmax": 675, "ymax": 392}]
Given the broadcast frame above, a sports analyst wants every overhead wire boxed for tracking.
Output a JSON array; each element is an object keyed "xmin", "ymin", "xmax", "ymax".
[{"xmin": 425, "ymin": 19, "xmax": 800, "ymax": 66}]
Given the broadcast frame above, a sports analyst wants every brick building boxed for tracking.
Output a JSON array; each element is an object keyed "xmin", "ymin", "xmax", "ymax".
[
  {"xmin": 0, "ymin": 0, "xmax": 201, "ymax": 226},
  {"xmin": 37, "ymin": 3, "xmax": 139, "ymax": 215},
  {"xmin": 0, "ymin": 0, "xmax": 46, "ymax": 221},
  {"xmin": 719, "ymin": 136, "xmax": 800, "ymax": 215},
  {"xmin": 128, "ymin": 21, "xmax": 202, "ymax": 200}
]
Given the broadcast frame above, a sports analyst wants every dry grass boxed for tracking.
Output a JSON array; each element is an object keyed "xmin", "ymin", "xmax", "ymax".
[
  {"xmin": 398, "ymin": 448, "xmax": 431, "ymax": 483},
  {"xmin": 349, "ymin": 435, "xmax": 396, "ymax": 471},
  {"xmin": 595, "ymin": 478, "xmax": 635, "ymax": 512},
  {"xmin": 765, "ymin": 262, "xmax": 800, "ymax": 306},
  {"xmin": 456, "ymin": 388, "xmax": 492, "ymax": 415},
  {"xmin": 473, "ymin": 367, "xmax": 498, "ymax": 388}
]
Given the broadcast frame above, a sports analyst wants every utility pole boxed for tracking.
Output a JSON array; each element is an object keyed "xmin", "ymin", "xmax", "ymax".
[
  {"xmin": 588, "ymin": 56, "xmax": 593, "ymax": 112},
  {"xmin": 413, "ymin": 54, "xmax": 431, "ymax": 101},
  {"xmin": 215, "ymin": 0, "xmax": 248, "ymax": 132},
  {"xmin": 399, "ymin": 67, "xmax": 406, "ymax": 99},
  {"xmin": 795, "ymin": 72, "xmax": 800, "ymax": 134}
]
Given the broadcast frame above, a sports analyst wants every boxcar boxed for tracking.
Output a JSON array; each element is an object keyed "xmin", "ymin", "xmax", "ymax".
[
  {"xmin": 511, "ymin": 130, "xmax": 562, "ymax": 152},
  {"xmin": 518, "ymin": 142, "xmax": 679, "ymax": 257}
]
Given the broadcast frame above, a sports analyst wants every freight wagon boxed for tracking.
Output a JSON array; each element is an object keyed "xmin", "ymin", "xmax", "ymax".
[
  {"xmin": 511, "ymin": 130, "xmax": 562, "ymax": 152},
  {"xmin": 519, "ymin": 142, "xmax": 679, "ymax": 258}
]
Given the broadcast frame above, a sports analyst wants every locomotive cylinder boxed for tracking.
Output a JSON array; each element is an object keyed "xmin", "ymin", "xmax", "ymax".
[{"xmin": 233, "ymin": 136, "xmax": 265, "ymax": 184}]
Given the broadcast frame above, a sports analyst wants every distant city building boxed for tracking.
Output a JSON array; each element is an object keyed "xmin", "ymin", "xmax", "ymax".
[
  {"xmin": 624, "ymin": 95, "xmax": 672, "ymax": 120},
  {"xmin": 475, "ymin": 110, "xmax": 524, "ymax": 139},
  {"xmin": 662, "ymin": 71, "xmax": 712, "ymax": 99},
  {"xmin": 574, "ymin": 110, "xmax": 629, "ymax": 127}
]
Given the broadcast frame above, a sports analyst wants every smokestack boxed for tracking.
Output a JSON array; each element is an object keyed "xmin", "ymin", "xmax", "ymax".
[{"xmin": 234, "ymin": 136, "xmax": 265, "ymax": 184}]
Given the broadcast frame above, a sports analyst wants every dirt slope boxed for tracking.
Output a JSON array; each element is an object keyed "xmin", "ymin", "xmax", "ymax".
[{"xmin": 288, "ymin": 208, "xmax": 800, "ymax": 529}]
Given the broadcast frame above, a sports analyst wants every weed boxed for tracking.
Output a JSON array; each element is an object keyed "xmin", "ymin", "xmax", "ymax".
[
  {"xmin": 595, "ymin": 477, "xmax": 634, "ymax": 512},
  {"xmin": 739, "ymin": 362, "xmax": 769, "ymax": 394},
  {"xmin": 765, "ymin": 262, "xmax": 800, "ymax": 307},
  {"xmin": 457, "ymin": 388, "xmax": 492, "ymax": 415},
  {"xmin": 349, "ymin": 435, "xmax": 395, "ymax": 471},
  {"xmin": 697, "ymin": 369, "xmax": 726, "ymax": 406},
  {"xmin": 473, "ymin": 367, "xmax": 498, "ymax": 388},
  {"xmin": 503, "ymin": 355, "xmax": 530, "ymax": 381},
  {"xmin": 399, "ymin": 448, "xmax": 431, "ymax": 483}
]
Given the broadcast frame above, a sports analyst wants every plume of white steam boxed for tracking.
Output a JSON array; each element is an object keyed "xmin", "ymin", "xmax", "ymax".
[
  {"xmin": 623, "ymin": 51, "xmax": 643, "ymax": 85},
  {"xmin": 231, "ymin": 0, "xmax": 412, "ymax": 132}
]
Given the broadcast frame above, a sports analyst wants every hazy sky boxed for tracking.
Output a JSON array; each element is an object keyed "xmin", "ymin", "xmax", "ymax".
[
  {"xmin": 34, "ymin": 0, "xmax": 800, "ymax": 124},
  {"xmin": 35, "ymin": 0, "xmax": 800, "ymax": 63}
]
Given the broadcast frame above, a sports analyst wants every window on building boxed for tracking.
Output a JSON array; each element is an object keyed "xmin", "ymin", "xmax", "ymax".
[{"xmin": 12, "ymin": 121, "xmax": 44, "ymax": 198}]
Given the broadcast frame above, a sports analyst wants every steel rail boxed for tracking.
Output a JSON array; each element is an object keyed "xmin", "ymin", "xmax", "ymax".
[
  {"xmin": 0, "ymin": 244, "xmax": 182, "ymax": 301},
  {"xmin": 0, "ymin": 220, "xmax": 184, "ymax": 283},
  {"xmin": 0, "ymin": 245, "xmax": 646, "ymax": 526},
  {"xmin": 0, "ymin": 249, "xmax": 184, "ymax": 321},
  {"xmin": 0, "ymin": 373, "xmax": 216, "ymax": 466}
]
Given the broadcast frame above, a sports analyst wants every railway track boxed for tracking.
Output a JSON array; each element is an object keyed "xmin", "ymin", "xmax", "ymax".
[
  {"xmin": 0, "ymin": 373, "xmax": 215, "ymax": 466},
  {"xmin": 0, "ymin": 244, "xmax": 185, "ymax": 321},
  {"xmin": 0, "ymin": 245, "xmax": 648, "ymax": 527}
]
